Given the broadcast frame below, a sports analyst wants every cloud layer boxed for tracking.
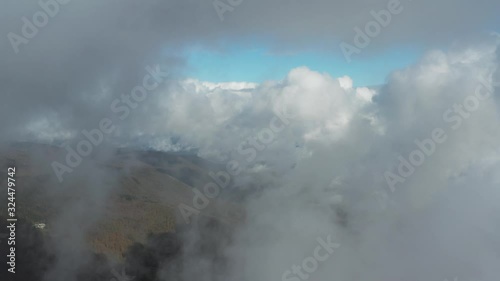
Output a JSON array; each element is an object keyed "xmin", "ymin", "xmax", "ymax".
[{"xmin": 2, "ymin": 1, "xmax": 500, "ymax": 280}]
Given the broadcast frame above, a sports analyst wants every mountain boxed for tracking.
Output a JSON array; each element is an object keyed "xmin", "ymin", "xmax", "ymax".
[{"xmin": 0, "ymin": 142, "xmax": 244, "ymax": 258}]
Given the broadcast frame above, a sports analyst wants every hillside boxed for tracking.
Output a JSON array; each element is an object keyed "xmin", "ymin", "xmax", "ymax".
[{"xmin": 0, "ymin": 143, "xmax": 244, "ymax": 258}]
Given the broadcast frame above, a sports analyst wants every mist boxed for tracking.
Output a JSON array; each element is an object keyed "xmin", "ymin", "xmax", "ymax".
[{"xmin": 1, "ymin": 1, "xmax": 500, "ymax": 281}]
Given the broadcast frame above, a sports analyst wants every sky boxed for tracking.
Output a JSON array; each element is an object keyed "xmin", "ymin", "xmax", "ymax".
[{"xmin": 184, "ymin": 44, "xmax": 422, "ymax": 86}]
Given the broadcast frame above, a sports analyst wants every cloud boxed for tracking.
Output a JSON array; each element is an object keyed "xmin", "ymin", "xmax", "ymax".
[
  {"xmin": 1, "ymin": 0, "xmax": 498, "ymax": 144},
  {"xmin": 155, "ymin": 38, "xmax": 499, "ymax": 281},
  {"xmin": 72, "ymin": 37, "xmax": 498, "ymax": 279},
  {"xmin": 2, "ymin": 1, "xmax": 500, "ymax": 279},
  {"xmin": 221, "ymin": 39, "xmax": 499, "ymax": 281}
]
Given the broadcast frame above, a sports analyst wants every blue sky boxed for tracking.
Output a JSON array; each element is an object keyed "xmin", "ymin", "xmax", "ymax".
[{"xmin": 185, "ymin": 45, "xmax": 422, "ymax": 87}]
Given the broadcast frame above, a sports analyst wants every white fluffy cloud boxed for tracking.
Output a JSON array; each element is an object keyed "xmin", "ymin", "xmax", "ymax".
[{"xmin": 149, "ymin": 39, "xmax": 500, "ymax": 281}]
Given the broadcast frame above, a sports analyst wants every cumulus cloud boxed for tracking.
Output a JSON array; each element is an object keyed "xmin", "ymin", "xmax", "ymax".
[
  {"xmin": 223, "ymin": 40, "xmax": 500, "ymax": 281},
  {"xmin": 149, "ymin": 39, "xmax": 499, "ymax": 281}
]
